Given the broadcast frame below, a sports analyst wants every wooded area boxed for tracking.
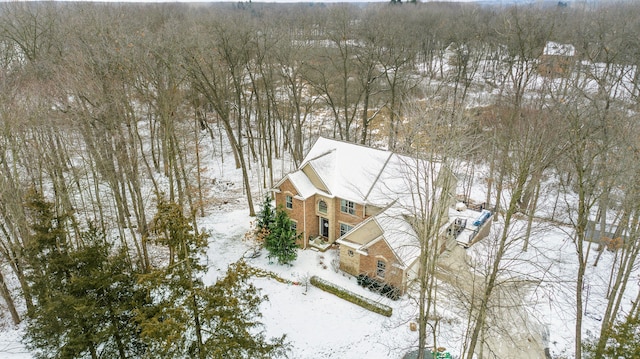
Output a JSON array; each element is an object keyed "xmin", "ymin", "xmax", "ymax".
[{"xmin": 1, "ymin": 1, "xmax": 640, "ymax": 358}]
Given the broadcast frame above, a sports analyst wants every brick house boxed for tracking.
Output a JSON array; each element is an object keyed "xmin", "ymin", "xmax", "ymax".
[
  {"xmin": 538, "ymin": 41, "xmax": 576, "ymax": 77},
  {"xmin": 272, "ymin": 137, "xmax": 492, "ymax": 295},
  {"xmin": 272, "ymin": 137, "xmax": 393, "ymax": 251},
  {"xmin": 336, "ymin": 208, "xmax": 421, "ymax": 295}
]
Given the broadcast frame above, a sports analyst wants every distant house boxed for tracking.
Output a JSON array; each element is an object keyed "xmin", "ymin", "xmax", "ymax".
[
  {"xmin": 444, "ymin": 43, "xmax": 469, "ymax": 67},
  {"xmin": 443, "ymin": 42, "xmax": 473, "ymax": 80},
  {"xmin": 272, "ymin": 137, "xmax": 492, "ymax": 295},
  {"xmin": 538, "ymin": 41, "xmax": 576, "ymax": 77},
  {"xmin": 585, "ymin": 220, "xmax": 629, "ymax": 251}
]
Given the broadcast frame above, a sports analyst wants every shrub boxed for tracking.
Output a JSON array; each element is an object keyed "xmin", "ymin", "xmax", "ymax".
[{"xmin": 356, "ymin": 274, "xmax": 400, "ymax": 300}]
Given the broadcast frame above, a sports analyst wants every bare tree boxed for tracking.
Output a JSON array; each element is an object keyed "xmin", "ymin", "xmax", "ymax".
[
  {"xmin": 302, "ymin": 5, "xmax": 366, "ymax": 142},
  {"xmin": 184, "ymin": 11, "xmax": 257, "ymax": 216},
  {"xmin": 401, "ymin": 99, "xmax": 473, "ymax": 359}
]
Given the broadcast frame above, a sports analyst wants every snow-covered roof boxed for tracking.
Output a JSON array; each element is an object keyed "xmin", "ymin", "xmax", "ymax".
[
  {"xmin": 278, "ymin": 137, "xmax": 453, "ymax": 264},
  {"xmin": 286, "ymin": 170, "xmax": 324, "ymax": 199},
  {"xmin": 366, "ymin": 153, "xmax": 443, "ymax": 210},
  {"xmin": 289, "ymin": 137, "xmax": 444, "ymax": 209},
  {"xmin": 336, "ymin": 207, "xmax": 420, "ymax": 269},
  {"xmin": 299, "ymin": 137, "xmax": 394, "ymax": 203},
  {"xmin": 372, "ymin": 209, "xmax": 420, "ymax": 268},
  {"xmin": 543, "ymin": 41, "xmax": 576, "ymax": 57}
]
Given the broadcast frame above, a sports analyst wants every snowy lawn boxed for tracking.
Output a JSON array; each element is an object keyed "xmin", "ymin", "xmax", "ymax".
[
  {"xmin": 197, "ymin": 206, "xmax": 420, "ymax": 358},
  {"xmin": 3, "ymin": 200, "xmax": 638, "ymax": 358},
  {"xmin": 2, "ymin": 146, "xmax": 638, "ymax": 359}
]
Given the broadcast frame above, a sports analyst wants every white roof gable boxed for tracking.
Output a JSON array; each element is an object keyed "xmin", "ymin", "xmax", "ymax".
[
  {"xmin": 373, "ymin": 209, "xmax": 420, "ymax": 268},
  {"xmin": 543, "ymin": 41, "xmax": 576, "ymax": 57},
  {"xmin": 337, "ymin": 206, "xmax": 420, "ymax": 269},
  {"xmin": 287, "ymin": 170, "xmax": 321, "ymax": 199}
]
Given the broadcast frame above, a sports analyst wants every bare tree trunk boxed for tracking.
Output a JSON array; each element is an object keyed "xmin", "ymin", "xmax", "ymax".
[
  {"xmin": 0, "ymin": 269, "xmax": 20, "ymax": 325},
  {"xmin": 594, "ymin": 211, "xmax": 640, "ymax": 356},
  {"xmin": 194, "ymin": 116, "xmax": 205, "ymax": 217},
  {"xmin": 522, "ymin": 181, "xmax": 541, "ymax": 252}
]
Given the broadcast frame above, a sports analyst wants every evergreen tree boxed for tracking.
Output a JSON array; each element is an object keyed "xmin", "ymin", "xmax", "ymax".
[
  {"xmin": 255, "ymin": 195, "xmax": 275, "ymax": 245},
  {"xmin": 137, "ymin": 196, "xmax": 209, "ymax": 358},
  {"xmin": 264, "ymin": 208, "xmax": 300, "ymax": 265},
  {"xmin": 585, "ymin": 315, "xmax": 640, "ymax": 358},
  {"xmin": 22, "ymin": 189, "xmax": 70, "ymax": 300},
  {"xmin": 202, "ymin": 261, "xmax": 289, "ymax": 359},
  {"xmin": 256, "ymin": 195, "xmax": 276, "ymax": 230},
  {"xmin": 23, "ymin": 191, "xmax": 146, "ymax": 359},
  {"xmin": 137, "ymin": 195, "xmax": 288, "ymax": 358}
]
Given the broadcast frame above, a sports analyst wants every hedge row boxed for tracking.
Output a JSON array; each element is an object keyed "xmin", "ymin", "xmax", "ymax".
[{"xmin": 310, "ymin": 276, "xmax": 393, "ymax": 317}]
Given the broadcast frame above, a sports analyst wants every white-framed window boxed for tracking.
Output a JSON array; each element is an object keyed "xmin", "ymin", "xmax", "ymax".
[
  {"xmin": 290, "ymin": 220, "xmax": 297, "ymax": 232},
  {"xmin": 318, "ymin": 200, "xmax": 327, "ymax": 214},
  {"xmin": 286, "ymin": 195, "xmax": 293, "ymax": 209},
  {"xmin": 376, "ymin": 260, "xmax": 386, "ymax": 278},
  {"xmin": 340, "ymin": 199, "xmax": 355, "ymax": 215},
  {"xmin": 340, "ymin": 223, "xmax": 353, "ymax": 236}
]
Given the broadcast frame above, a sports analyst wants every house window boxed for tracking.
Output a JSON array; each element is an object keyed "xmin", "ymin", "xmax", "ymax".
[
  {"xmin": 377, "ymin": 260, "xmax": 386, "ymax": 278},
  {"xmin": 348, "ymin": 249, "xmax": 354, "ymax": 257},
  {"xmin": 340, "ymin": 199, "xmax": 355, "ymax": 215},
  {"xmin": 340, "ymin": 223, "xmax": 353, "ymax": 236},
  {"xmin": 318, "ymin": 200, "xmax": 327, "ymax": 214},
  {"xmin": 291, "ymin": 220, "xmax": 297, "ymax": 232},
  {"xmin": 286, "ymin": 195, "xmax": 293, "ymax": 209}
]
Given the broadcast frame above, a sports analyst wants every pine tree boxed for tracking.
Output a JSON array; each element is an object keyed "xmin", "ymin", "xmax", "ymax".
[
  {"xmin": 23, "ymin": 191, "xmax": 146, "ymax": 359},
  {"xmin": 256, "ymin": 195, "xmax": 276, "ymax": 231},
  {"xmin": 138, "ymin": 196, "xmax": 209, "ymax": 358},
  {"xmin": 202, "ymin": 261, "xmax": 289, "ymax": 359},
  {"xmin": 137, "ymin": 195, "xmax": 289, "ymax": 358},
  {"xmin": 255, "ymin": 195, "xmax": 275, "ymax": 246},
  {"xmin": 22, "ymin": 189, "xmax": 70, "ymax": 300},
  {"xmin": 585, "ymin": 315, "xmax": 640, "ymax": 358},
  {"xmin": 264, "ymin": 208, "xmax": 300, "ymax": 265}
]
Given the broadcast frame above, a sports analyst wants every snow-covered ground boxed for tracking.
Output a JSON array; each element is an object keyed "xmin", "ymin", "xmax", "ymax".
[
  {"xmin": 199, "ymin": 206, "xmax": 419, "ymax": 358},
  {"xmin": 1, "ymin": 137, "xmax": 638, "ymax": 359}
]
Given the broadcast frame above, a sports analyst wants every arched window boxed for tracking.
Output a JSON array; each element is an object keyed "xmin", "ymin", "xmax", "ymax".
[{"xmin": 318, "ymin": 200, "xmax": 327, "ymax": 214}]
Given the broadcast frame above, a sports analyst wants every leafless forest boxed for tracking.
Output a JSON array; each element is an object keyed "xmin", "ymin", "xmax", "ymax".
[{"xmin": 1, "ymin": 1, "xmax": 640, "ymax": 358}]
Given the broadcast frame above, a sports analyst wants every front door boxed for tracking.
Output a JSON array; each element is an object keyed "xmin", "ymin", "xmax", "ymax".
[{"xmin": 320, "ymin": 217, "xmax": 329, "ymax": 238}]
